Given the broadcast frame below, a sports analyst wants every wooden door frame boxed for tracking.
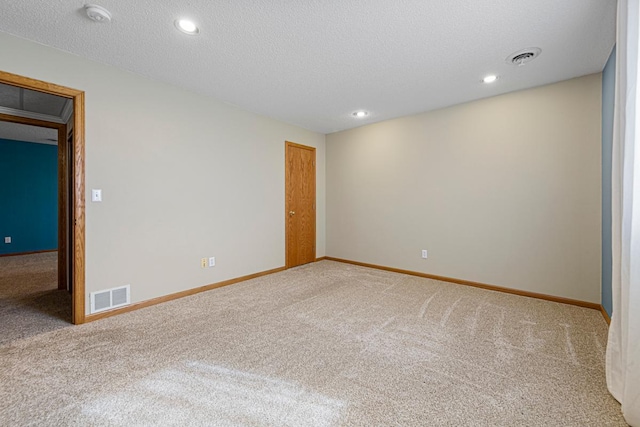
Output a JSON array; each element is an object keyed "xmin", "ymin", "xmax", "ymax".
[
  {"xmin": 284, "ymin": 141, "xmax": 316, "ymax": 268},
  {"xmin": 0, "ymin": 70, "xmax": 86, "ymax": 324}
]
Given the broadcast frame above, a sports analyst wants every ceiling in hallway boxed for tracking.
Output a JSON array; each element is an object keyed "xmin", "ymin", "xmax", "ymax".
[{"xmin": 0, "ymin": 121, "xmax": 58, "ymax": 146}]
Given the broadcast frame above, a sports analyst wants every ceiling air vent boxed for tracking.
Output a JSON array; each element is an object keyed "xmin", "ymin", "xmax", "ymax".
[{"xmin": 506, "ymin": 48, "xmax": 541, "ymax": 66}]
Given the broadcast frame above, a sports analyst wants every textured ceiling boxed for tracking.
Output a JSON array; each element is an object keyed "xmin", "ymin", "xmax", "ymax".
[
  {"xmin": 0, "ymin": 0, "xmax": 616, "ymax": 133},
  {"xmin": 0, "ymin": 121, "xmax": 58, "ymax": 146},
  {"xmin": 0, "ymin": 83, "xmax": 68, "ymax": 117}
]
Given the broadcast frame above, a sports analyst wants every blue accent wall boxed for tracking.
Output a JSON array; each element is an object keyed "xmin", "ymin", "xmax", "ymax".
[
  {"xmin": 602, "ymin": 47, "xmax": 615, "ymax": 317},
  {"xmin": 0, "ymin": 138, "xmax": 58, "ymax": 255}
]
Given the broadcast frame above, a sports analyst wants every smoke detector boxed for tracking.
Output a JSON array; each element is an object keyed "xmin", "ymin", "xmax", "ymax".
[
  {"xmin": 85, "ymin": 5, "xmax": 112, "ymax": 23},
  {"xmin": 506, "ymin": 48, "xmax": 541, "ymax": 66}
]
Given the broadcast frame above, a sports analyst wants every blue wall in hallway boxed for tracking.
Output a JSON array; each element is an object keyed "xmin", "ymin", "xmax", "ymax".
[
  {"xmin": 601, "ymin": 47, "xmax": 615, "ymax": 317},
  {"xmin": 0, "ymin": 138, "xmax": 58, "ymax": 255}
]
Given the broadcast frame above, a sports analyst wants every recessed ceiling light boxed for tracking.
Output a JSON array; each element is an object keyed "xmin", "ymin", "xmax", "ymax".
[
  {"xmin": 175, "ymin": 19, "xmax": 200, "ymax": 35},
  {"xmin": 352, "ymin": 111, "xmax": 369, "ymax": 118},
  {"xmin": 84, "ymin": 5, "xmax": 112, "ymax": 23},
  {"xmin": 482, "ymin": 75, "xmax": 498, "ymax": 84}
]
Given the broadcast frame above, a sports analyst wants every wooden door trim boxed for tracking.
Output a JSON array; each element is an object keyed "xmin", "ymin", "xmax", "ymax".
[
  {"xmin": 286, "ymin": 141, "xmax": 316, "ymax": 151},
  {"xmin": 285, "ymin": 141, "xmax": 316, "ymax": 269},
  {"xmin": 0, "ymin": 70, "xmax": 86, "ymax": 324},
  {"xmin": 0, "ymin": 113, "xmax": 64, "ymax": 130}
]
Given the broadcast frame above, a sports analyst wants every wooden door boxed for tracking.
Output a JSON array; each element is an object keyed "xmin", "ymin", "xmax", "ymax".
[
  {"xmin": 65, "ymin": 129, "xmax": 74, "ymax": 292},
  {"xmin": 285, "ymin": 141, "xmax": 316, "ymax": 268},
  {"xmin": 58, "ymin": 125, "xmax": 68, "ymax": 290}
]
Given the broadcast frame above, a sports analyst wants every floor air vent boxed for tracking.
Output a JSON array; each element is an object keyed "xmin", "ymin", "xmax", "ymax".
[{"xmin": 90, "ymin": 285, "xmax": 130, "ymax": 314}]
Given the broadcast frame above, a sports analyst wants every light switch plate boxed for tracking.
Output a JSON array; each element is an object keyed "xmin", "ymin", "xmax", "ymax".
[
  {"xmin": 4, "ymin": 237, "xmax": 10, "ymax": 244},
  {"xmin": 91, "ymin": 189, "xmax": 102, "ymax": 202}
]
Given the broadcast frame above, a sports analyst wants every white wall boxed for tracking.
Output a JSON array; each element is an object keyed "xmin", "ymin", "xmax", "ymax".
[
  {"xmin": 0, "ymin": 33, "xmax": 326, "ymax": 312},
  {"xmin": 327, "ymin": 74, "xmax": 602, "ymax": 303}
]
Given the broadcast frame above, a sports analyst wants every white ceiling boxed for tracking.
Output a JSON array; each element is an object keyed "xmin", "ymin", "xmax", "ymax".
[
  {"xmin": 0, "ymin": 0, "xmax": 616, "ymax": 133},
  {"xmin": 0, "ymin": 121, "xmax": 58, "ymax": 146}
]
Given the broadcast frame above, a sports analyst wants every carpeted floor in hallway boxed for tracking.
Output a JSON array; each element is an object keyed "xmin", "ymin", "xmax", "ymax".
[
  {"xmin": 0, "ymin": 252, "xmax": 71, "ymax": 345},
  {"xmin": 0, "ymin": 260, "xmax": 626, "ymax": 426}
]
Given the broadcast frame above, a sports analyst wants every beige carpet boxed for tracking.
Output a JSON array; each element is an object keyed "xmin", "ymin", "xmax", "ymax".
[
  {"xmin": 0, "ymin": 260, "xmax": 625, "ymax": 426},
  {"xmin": 0, "ymin": 252, "xmax": 71, "ymax": 345}
]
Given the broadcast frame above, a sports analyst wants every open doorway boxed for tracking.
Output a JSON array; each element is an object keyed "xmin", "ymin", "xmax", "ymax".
[
  {"xmin": 0, "ymin": 71, "xmax": 85, "ymax": 328},
  {"xmin": 0, "ymin": 116, "xmax": 69, "ymax": 341}
]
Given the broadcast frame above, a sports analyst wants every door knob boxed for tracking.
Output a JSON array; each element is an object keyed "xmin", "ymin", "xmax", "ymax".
[{"xmin": 289, "ymin": 211, "xmax": 295, "ymax": 216}]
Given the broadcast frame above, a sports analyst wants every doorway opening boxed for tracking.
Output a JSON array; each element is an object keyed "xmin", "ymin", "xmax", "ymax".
[{"xmin": 0, "ymin": 70, "xmax": 85, "ymax": 325}]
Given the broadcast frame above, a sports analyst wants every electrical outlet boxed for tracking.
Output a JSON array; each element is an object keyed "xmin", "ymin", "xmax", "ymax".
[
  {"xmin": 4, "ymin": 237, "xmax": 10, "ymax": 244},
  {"xmin": 208, "ymin": 257, "xmax": 216, "ymax": 267},
  {"xmin": 201, "ymin": 258, "xmax": 207, "ymax": 268},
  {"xmin": 421, "ymin": 249, "xmax": 428, "ymax": 259}
]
